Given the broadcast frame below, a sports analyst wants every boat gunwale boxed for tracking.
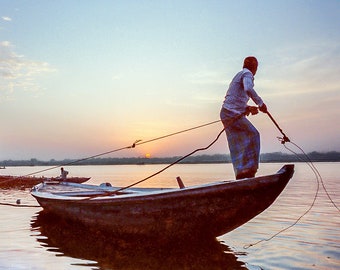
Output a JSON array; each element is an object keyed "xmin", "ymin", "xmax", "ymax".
[{"xmin": 31, "ymin": 164, "xmax": 294, "ymax": 203}]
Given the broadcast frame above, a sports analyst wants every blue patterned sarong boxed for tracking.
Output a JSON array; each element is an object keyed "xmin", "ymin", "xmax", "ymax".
[{"xmin": 220, "ymin": 108, "xmax": 260, "ymax": 177}]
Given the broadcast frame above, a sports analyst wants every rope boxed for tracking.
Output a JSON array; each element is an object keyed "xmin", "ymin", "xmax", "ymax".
[
  {"xmin": 286, "ymin": 141, "xmax": 339, "ymax": 212},
  {"xmin": 83, "ymin": 128, "xmax": 227, "ymax": 199},
  {"xmin": 244, "ymin": 139, "xmax": 320, "ymax": 249},
  {"xmin": 20, "ymin": 119, "xmax": 223, "ymax": 178},
  {"xmin": 22, "ymin": 143, "xmax": 140, "ymax": 177},
  {"xmin": 244, "ymin": 134, "xmax": 339, "ymax": 248},
  {"xmin": 82, "ymin": 111, "xmax": 248, "ymax": 199}
]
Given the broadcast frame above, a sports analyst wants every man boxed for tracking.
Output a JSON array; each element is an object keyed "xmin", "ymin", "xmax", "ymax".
[
  {"xmin": 220, "ymin": 56, "xmax": 267, "ymax": 179},
  {"xmin": 60, "ymin": 167, "xmax": 69, "ymax": 181}
]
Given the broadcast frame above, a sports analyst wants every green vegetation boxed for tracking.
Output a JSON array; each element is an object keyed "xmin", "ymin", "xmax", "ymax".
[{"xmin": 1, "ymin": 152, "xmax": 339, "ymax": 167}]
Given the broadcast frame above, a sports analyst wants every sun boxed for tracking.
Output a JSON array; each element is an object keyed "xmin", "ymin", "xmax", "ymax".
[{"xmin": 145, "ymin": 153, "xmax": 151, "ymax": 159}]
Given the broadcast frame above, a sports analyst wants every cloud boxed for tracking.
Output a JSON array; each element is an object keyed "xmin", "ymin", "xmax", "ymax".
[
  {"xmin": 259, "ymin": 40, "xmax": 340, "ymax": 99},
  {"xmin": 0, "ymin": 41, "xmax": 56, "ymax": 100},
  {"xmin": 186, "ymin": 70, "xmax": 226, "ymax": 85},
  {"xmin": 2, "ymin": 16, "xmax": 12, "ymax": 21}
]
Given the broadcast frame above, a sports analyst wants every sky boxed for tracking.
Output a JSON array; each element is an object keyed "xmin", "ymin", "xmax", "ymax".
[{"xmin": 1, "ymin": 0, "xmax": 339, "ymax": 161}]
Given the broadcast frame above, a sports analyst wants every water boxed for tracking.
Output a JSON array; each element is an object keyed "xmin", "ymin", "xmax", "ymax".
[{"xmin": 0, "ymin": 163, "xmax": 339, "ymax": 269}]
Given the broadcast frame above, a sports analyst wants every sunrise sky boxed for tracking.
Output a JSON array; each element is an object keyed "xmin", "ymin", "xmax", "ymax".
[{"xmin": 1, "ymin": 1, "xmax": 339, "ymax": 160}]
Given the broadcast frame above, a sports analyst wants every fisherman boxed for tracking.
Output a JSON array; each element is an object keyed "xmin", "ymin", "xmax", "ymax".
[
  {"xmin": 220, "ymin": 56, "xmax": 267, "ymax": 179},
  {"xmin": 60, "ymin": 167, "xmax": 69, "ymax": 181}
]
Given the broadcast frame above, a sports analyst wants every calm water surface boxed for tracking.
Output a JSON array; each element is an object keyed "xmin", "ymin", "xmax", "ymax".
[{"xmin": 0, "ymin": 163, "xmax": 339, "ymax": 269}]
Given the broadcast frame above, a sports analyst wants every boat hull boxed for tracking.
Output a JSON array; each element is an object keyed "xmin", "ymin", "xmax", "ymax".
[
  {"xmin": 0, "ymin": 175, "xmax": 90, "ymax": 189},
  {"xmin": 49, "ymin": 177, "xmax": 91, "ymax": 184},
  {"xmin": 31, "ymin": 165, "xmax": 294, "ymax": 239}
]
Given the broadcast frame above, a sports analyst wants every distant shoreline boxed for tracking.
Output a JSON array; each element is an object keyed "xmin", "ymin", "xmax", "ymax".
[{"xmin": 1, "ymin": 151, "xmax": 339, "ymax": 167}]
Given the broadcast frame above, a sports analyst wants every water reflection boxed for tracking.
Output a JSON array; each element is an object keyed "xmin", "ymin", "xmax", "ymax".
[{"xmin": 31, "ymin": 211, "xmax": 246, "ymax": 269}]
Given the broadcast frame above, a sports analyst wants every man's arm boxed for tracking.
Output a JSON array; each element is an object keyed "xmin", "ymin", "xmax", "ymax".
[
  {"xmin": 243, "ymin": 74, "xmax": 267, "ymax": 113},
  {"xmin": 243, "ymin": 76, "xmax": 263, "ymax": 106}
]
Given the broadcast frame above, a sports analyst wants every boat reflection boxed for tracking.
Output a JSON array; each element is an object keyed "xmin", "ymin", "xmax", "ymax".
[{"xmin": 31, "ymin": 211, "xmax": 246, "ymax": 269}]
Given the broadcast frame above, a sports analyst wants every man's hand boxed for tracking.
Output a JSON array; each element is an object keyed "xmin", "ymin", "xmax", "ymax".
[
  {"xmin": 259, "ymin": 103, "xmax": 268, "ymax": 113},
  {"xmin": 246, "ymin": 106, "xmax": 259, "ymax": 115}
]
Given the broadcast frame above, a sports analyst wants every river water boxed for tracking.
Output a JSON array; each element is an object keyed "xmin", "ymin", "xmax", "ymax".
[{"xmin": 0, "ymin": 163, "xmax": 339, "ymax": 269}]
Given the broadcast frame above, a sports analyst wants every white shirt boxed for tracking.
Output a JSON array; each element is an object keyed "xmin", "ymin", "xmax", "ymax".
[{"xmin": 222, "ymin": 68, "xmax": 264, "ymax": 114}]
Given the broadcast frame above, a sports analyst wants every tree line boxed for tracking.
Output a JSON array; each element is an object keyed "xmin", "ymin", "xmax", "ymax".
[{"xmin": 1, "ymin": 151, "xmax": 339, "ymax": 167}]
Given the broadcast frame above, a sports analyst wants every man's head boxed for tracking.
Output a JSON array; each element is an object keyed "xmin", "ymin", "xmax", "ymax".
[{"xmin": 243, "ymin": 56, "xmax": 258, "ymax": 75}]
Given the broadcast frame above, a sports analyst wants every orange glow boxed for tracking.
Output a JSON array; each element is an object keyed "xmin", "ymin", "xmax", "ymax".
[{"xmin": 145, "ymin": 153, "xmax": 151, "ymax": 159}]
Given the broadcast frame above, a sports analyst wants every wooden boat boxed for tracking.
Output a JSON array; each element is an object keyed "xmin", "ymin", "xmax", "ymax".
[
  {"xmin": 31, "ymin": 164, "xmax": 294, "ymax": 239},
  {"xmin": 48, "ymin": 177, "xmax": 91, "ymax": 183},
  {"xmin": 0, "ymin": 175, "xmax": 90, "ymax": 189}
]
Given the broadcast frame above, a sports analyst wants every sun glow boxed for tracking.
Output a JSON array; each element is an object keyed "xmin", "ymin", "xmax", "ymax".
[{"xmin": 145, "ymin": 153, "xmax": 151, "ymax": 159}]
